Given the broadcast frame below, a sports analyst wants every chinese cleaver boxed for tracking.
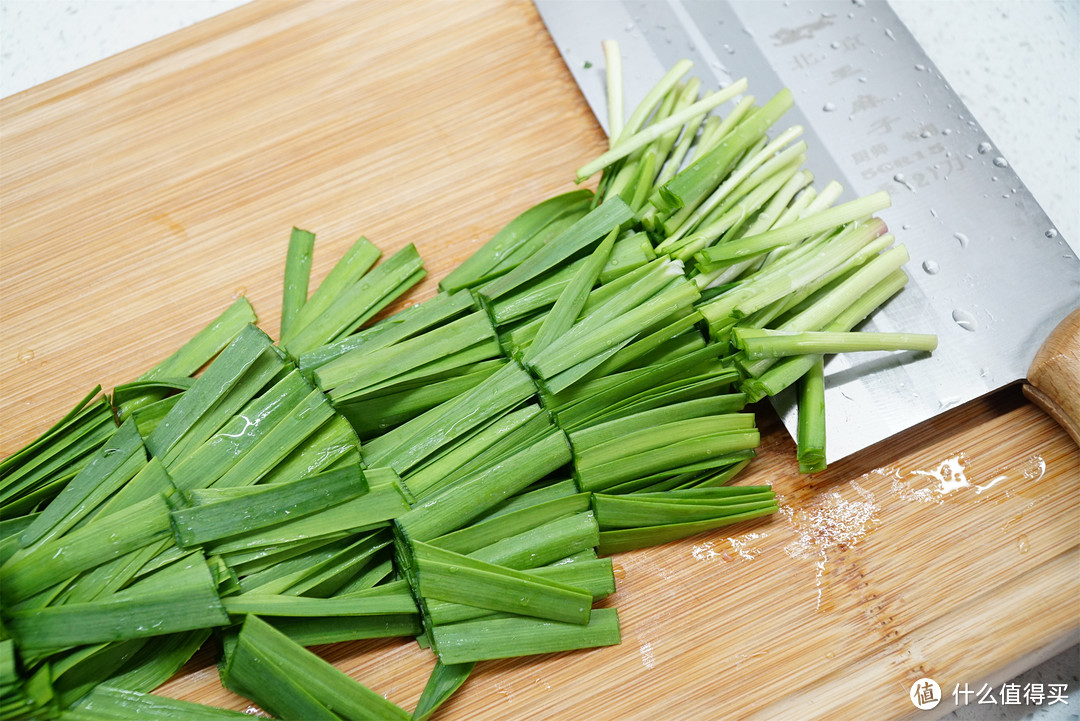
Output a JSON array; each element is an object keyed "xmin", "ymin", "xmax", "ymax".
[{"xmin": 534, "ymin": 0, "xmax": 1080, "ymax": 462}]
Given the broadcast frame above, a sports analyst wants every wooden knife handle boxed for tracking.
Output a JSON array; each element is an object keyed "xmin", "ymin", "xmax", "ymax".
[{"xmin": 1024, "ymin": 306, "xmax": 1080, "ymax": 447}]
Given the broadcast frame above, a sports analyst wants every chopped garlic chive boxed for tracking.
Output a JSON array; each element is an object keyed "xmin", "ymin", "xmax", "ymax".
[{"xmin": 280, "ymin": 227, "xmax": 316, "ymax": 340}]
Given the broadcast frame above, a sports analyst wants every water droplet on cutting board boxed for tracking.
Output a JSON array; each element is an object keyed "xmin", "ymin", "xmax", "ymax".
[
  {"xmin": 17, "ymin": 349, "xmax": 34, "ymax": 363},
  {"xmin": 1016, "ymin": 534, "xmax": 1029, "ymax": 554},
  {"xmin": 921, "ymin": 260, "xmax": 939, "ymax": 275},
  {"xmin": 952, "ymin": 308, "xmax": 978, "ymax": 332},
  {"xmin": 977, "ymin": 141, "xmax": 992, "ymax": 154}
]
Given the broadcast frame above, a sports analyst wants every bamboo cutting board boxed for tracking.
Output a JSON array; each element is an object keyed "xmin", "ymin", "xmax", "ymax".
[{"xmin": 1, "ymin": 2, "xmax": 1076, "ymax": 719}]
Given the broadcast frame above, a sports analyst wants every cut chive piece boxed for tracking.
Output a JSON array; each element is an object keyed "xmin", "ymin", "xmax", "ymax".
[
  {"xmin": 477, "ymin": 197, "xmax": 633, "ymax": 301},
  {"xmin": 139, "ymin": 296, "xmax": 257, "ymax": 384},
  {"xmin": 617, "ymin": 59, "xmax": 692, "ymax": 143},
  {"xmin": 19, "ymin": 418, "xmax": 146, "ymax": 548},
  {"xmin": 170, "ymin": 466, "xmax": 366, "ymax": 548},
  {"xmin": 283, "ymin": 243, "xmax": 425, "ymax": 357},
  {"xmin": 413, "ymin": 541, "xmax": 592, "ymax": 625},
  {"xmin": 699, "ymin": 218, "xmax": 889, "ymax": 335},
  {"xmin": 468, "ymin": 511, "xmax": 599, "ymax": 571},
  {"xmin": 222, "ymin": 590, "xmax": 417, "ymax": 618},
  {"xmin": 7, "ymin": 556, "xmax": 228, "ymax": 652},
  {"xmin": 280, "ymin": 237, "xmax": 381, "ymax": 345},
  {"xmin": 316, "ymin": 312, "xmax": 496, "ymax": 401},
  {"xmin": 267, "ymin": 613, "xmax": 421, "ymax": 647},
  {"xmin": 597, "ymin": 504, "xmax": 778, "ymax": 554},
  {"xmin": 654, "ymin": 89, "xmax": 794, "ymax": 215},
  {"xmin": 424, "ymin": 559, "xmax": 615, "ymax": 626},
  {"xmin": 166, "ymin": 370, "xmax": 311, "ymax": 491},
  {"xmin": 575, "ymin": 428, "xmax": 759, "ymax": 493},
  {"xmin": 69, "ymin": 686, "xmax": 252, "ymax": 719},
  {"xmin": 395, "ymin": 428, "xmax": 571, "ymax": 542},
  {"xmin": 298, "ymin": 290, "xmax": 475, "ymax": 372},
  {"xmin": 569, "ymin": 397, "xmax": 746, "ymax": 454},
  {"xmin": 412, "ymin": 661, "xmax": 474, "ymax": 721},
  {"xmin": 528, "ymin": 274, "xmax": 701, "ymax": 381},
  {"xmin": 144, "ymin": 324, "xmax": 279, "ymax": 462},
  {"xmin": 258, "ymin": 414, "xmax": 360, "ymax": 486},
  {"xmin": 441, "ymin": 191, "xmax": 594, "ymax": 293},
  {"xmin": 362, "ymin": 361, "xmax": 538, "ymax": 476},
  {"xmin": 1, "ymin": 494, "xmax": 173, "ymax": 605},
  {"xmin": 695, "ymin": 192, "xmax": 891, "ymax": 266},
  {"xmin": 338, "ymin": 359, "xmax": 505, "ymax": 440},
  {"xmin": 576, "ymin": 78, "xmax": 749, "ymax": 182},
  {"xmin": 741, "ymin": 269, "xmax": 909, "ymax": 401},
  {"xmin": 223, "ymin": 615, "xmax": 410, "ymax": 721},
  {"xmin": 428, "ymin": 494, "xmax": 590, "ymax": 556},
  {"xmin": 280, "ymin": 227, "xmax": 316, "ymax": 340},
  {"xmin": 475, "ymin": 478, "xmax": 579, "ymax": 522},
  {"xmin": 593, "ymin": 493, "xmax": 776, "ymax": 529},
  {"xmin": 524, "ymin": 230, "xmax": 616, "ymax": 363},
  {"xmin": 797, "ymin": 356, "xmax": 827, "ymax": 474},
  {"xmin": 207, "ymin": 477, "xmax": 410, "ymax": 555},
  {"xmin": 733, "ymin": 328, "xmax": 937, "ymax": 359},
  {"xmin": 575, "ymin": 415, "xmax": 756, "ymax": 469},
  {"xmin": 401, "ymin": 404, "xmax": 544, "ymax": 499},
  {"xmin": 101, "ymin": 629, "xmax": 210, "ymax": 695},
  {"xmin": 209, "ymin": 388, "xmax": 337, "ymax": 489},
  {"xmin": 430, "ymin": 608, "xmax": 620, "ymax": 664},
  {"xmin": 1, "ymin": 391, "xmax": 116, "ymax": 515}
]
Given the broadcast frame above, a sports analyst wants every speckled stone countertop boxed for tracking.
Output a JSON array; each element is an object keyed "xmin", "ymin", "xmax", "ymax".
[{"xmin": 1, "ymin": 1, "xmax": 1077, "ymax": 719}]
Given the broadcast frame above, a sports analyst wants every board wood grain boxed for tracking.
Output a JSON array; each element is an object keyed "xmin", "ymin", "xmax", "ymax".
[{"xmin": 1, "ymin": 1, "xmax": 1076, "ymax": 719}]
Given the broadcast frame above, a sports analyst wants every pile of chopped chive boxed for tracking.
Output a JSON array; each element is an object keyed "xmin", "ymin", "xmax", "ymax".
[{"xmin": 0, "ymin": 42, "xmax": 935, "ymax": 720}]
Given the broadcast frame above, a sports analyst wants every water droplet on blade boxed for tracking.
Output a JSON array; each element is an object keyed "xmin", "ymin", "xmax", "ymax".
[
  {"xmin": 992, "ymin": 156, "xmax": 1008, "ymax": 168},
  {"xmin": 977, "ymin": 141, "xmax": 992, "ymax": 154},
  {"xmin": 921, "ymin": 260, "xmax": 939, "ymax": 275},
  {"xmin": 952, "ymin": 309, "xmax": 978, "ymax": 332},
  {"xmin": 1045, "ymin": 228, "xmax": 1058, "ymax": 238},
  {"xmin": 822, "ymin": 102, "xmax": 836, "ymax": 112}
]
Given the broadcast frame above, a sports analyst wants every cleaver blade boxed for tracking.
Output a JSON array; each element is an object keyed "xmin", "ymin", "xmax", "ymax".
[{"xmin": 535, "ymin": 0, "xmax": 1080, "ymax": 462}]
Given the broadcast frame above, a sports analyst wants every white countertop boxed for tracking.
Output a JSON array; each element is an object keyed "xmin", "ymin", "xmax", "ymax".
[{"xmin": 1, "ymin": 1, "xmax": 1077, "ymax": 719}]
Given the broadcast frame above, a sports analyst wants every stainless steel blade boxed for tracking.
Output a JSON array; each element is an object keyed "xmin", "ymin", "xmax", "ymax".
[{"xmin": 535, "ymin": 0, "xmax": 1080, "ymax": 462}]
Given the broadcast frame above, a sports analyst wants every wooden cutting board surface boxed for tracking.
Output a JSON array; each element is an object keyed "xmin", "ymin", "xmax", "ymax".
[{"xmin": 1, "ymin": 1, "xmax": 1076, "ymax": 719}]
